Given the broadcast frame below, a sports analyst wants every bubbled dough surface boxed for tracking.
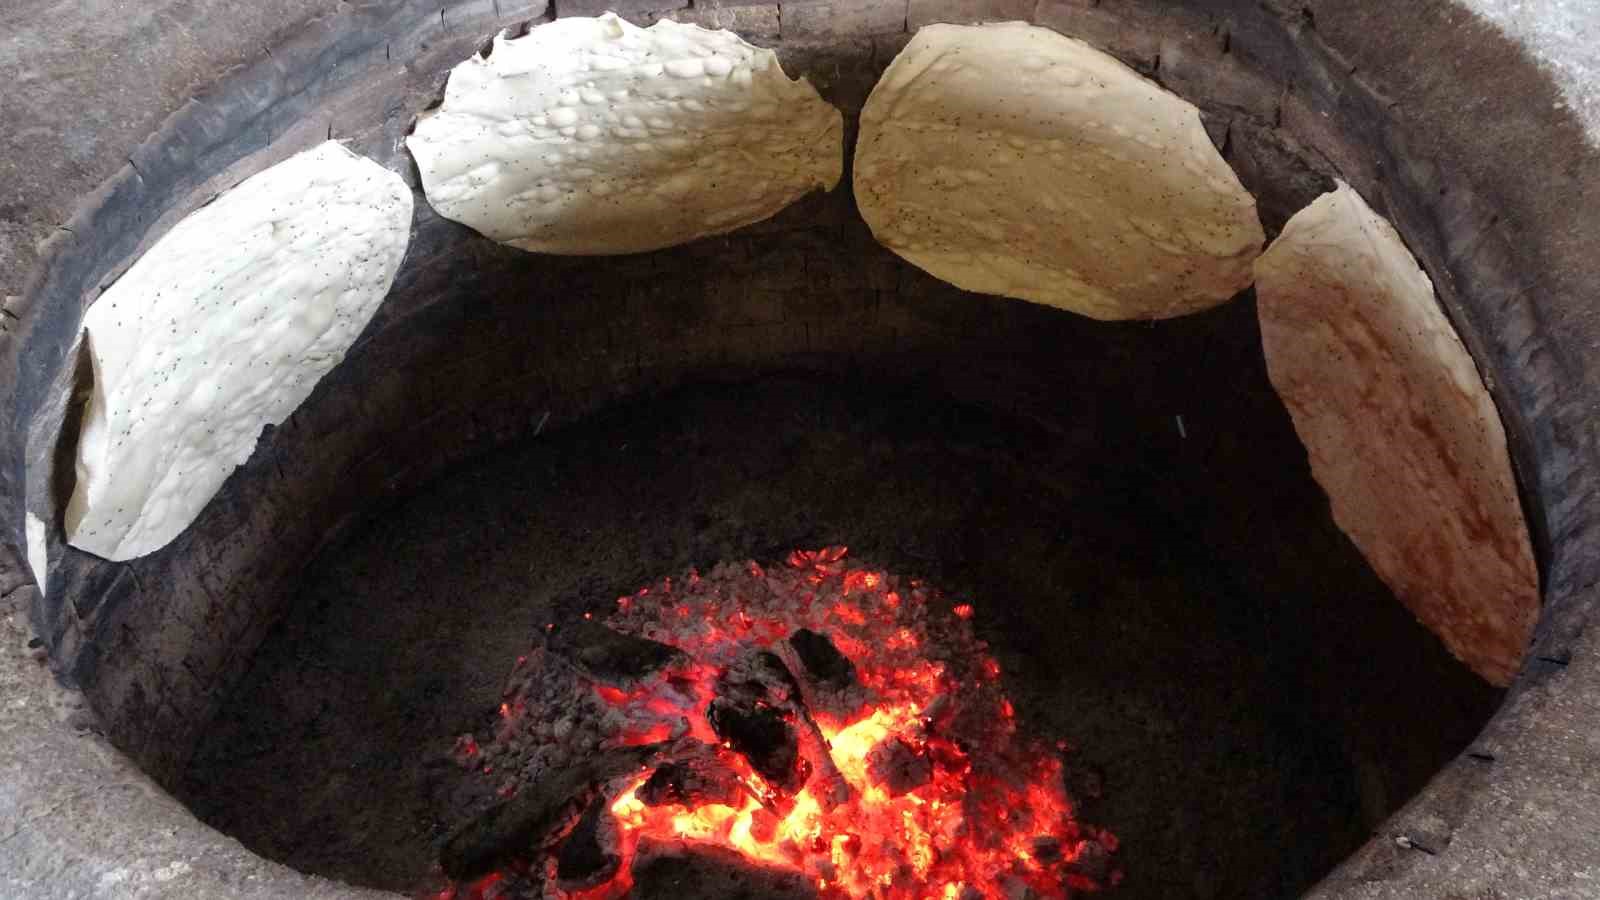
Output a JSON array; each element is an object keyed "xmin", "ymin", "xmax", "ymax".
[
  {"xmin": 406, "ymin": 13, "xmax": 843, "ymax": 255},
  {"xmin": 854, "ymin": 22, "xmax": 1264, "ymax": 321},
  {"xmin": 65, "ymin": 141, "xmax": 414, "ymax": 562},
  {"xmin": 1256, "ymin": 182, "xmax": 1539, "ymax": 686}
]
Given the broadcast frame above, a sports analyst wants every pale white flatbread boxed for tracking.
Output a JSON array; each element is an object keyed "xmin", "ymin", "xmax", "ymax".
[
  {"xmin": 65, "ymin": 141, "xmax": 413, "ymax": 561},
  {"xmin": 406, "ymin": 13, "xmax": 843, "ymax": 255},
  {"xmin": 1256, "ymin": 181, "xmax": 1538, "ymax": 685},
  {"xmin": 854, "ymin": 21, "xmax": 1264, "ymax": 320},
  {"xmin": 25, "ymin": 511, "xmax": 47, "ymax": 599}
]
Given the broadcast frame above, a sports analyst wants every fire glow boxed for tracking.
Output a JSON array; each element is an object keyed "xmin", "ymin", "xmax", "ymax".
[{"xmin": 440, "ymin": 548, "xmax": 1117, "ymax": 899}]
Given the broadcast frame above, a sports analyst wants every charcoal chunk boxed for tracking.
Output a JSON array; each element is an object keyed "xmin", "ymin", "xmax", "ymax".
[
  {"xmin": 1064, "ymin": 836, "xmax": 1114, "ymax": 884},
  {"xmin": 1030, "ymin": 835, "xmax": 1063, "ymax": 864},
  {"xmin": 440, "ymin": 763, "xmax": 596, "ymax": 881},
  {"xmin": 440, "ymin": 745, "xmax": 652, "ymax": 881},
  {"xmin": 723, "ymin": 650, "xmax": 803, "ymax": 703},
  {"xmin": 865, "ymin": 738, "xmax": 932, "ymax": 796},
  {"xmin": 707, "ymin": 698, "xmax": 808, "ymax": 794},
  {"xmin": 638, "ymin": 746, "xmax": 746, "ymax": 809},
  {"xmin": 786, "ymin": 628, "xmax": 855, "ymax": 689},
  {"xmin": 547, "ymin": 618, "xmax": 687, "ymax": 685},
  {"xmin": 709, "ymin": 651, "xmax": 814, "ymax": 794},
  {"xmin": 709, "ymin": 649, "xmax": 855, "ymax": 804},
  {"xmin": 556, "ymin": 796, "xmax": 622, "ymax": 890},
  {"xmin": 631, "ymin": 842, "xmax": 816, "ymax": 898}
]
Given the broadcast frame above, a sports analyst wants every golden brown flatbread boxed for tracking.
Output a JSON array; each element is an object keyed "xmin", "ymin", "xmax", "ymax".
[
  {"xmin": 1256, "ymin": 182, "xmax": 1538, "ymax": 685},
  {"xmin": 855, "ymin": 22, "xmax": 1263, "ymax": 320}
]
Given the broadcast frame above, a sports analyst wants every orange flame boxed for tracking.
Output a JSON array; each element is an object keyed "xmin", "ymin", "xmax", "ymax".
[{"xmin": 458, "ymin": 551, "xmax": 1113, "ymax": 899}]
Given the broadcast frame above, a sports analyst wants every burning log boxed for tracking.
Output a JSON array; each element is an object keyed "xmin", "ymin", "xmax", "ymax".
[
  {"xmin": 708, "ymin": 697, "xmax": 808, "ymax": 796},
  {"xmin": 708, "ymin": 649, "xmax": 853, "ymax": 806},
  {"xmin": 718, "ymin": 650, "xmax": 804, "ymax": 706},
  {"xmin": 555, "ymin": 795, "xmax": 624, "ymax": 891},
  {"xmin": 545, "ymin": 617, "xmax": 686, "ymax": 686},
  {"xmin": 708, "ymin": 651, "xmax": 810, "ymax": 794},
  {"xmin": 637, "ymin": 744, "xmax": 746, "ymax": 809},
  {"xmin": 440, "ymin": 744, "xmax": 655, "ymax": 881},
  {"xmin": 777, "ymin": 627, "xmax": 871, "ymax": 725}
]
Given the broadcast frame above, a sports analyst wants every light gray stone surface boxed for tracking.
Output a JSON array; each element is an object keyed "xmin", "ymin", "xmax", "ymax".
[
  {"xmin": 1465, "ymin": 0, "xmax": 1600, "ymax": 133},
  {"xmin": 0, "ymin": 581, "xmax": 394, "ymax": 900}
]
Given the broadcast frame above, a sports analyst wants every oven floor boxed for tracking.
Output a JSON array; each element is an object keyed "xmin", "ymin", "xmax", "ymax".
[{"xmin": 179, "ymin": 325, "xmax": 1498, "ymax": 898}]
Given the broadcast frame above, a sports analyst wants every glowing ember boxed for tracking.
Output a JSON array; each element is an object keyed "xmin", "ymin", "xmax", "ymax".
[{"xmin": 438, "ymin": 548, "xmax": 1117, "ymax": 899}]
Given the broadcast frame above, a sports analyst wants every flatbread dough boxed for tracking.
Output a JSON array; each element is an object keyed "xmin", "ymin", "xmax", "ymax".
[
  {"xmin": 1256, "ymin": 181, "xmax": 1538, "ymax": 685},
  {"xmin": 854, "ymin": 21, "xmax": 1264, "ymax": 320},
  {"xmin": 25, "ymin": 511, "xmax": 47, "ymax": 599},
  {"xmin": 406, "ymin": 13, "xmax": 843, "ymax": 255},
  {"xmin": 65, "ymin": 141, "xmax": 413, "ymax": 561}
]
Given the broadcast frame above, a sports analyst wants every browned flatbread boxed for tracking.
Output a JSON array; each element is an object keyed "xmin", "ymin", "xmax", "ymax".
[
  {"xmin": 1255, "ymin": 182, "xmax": 1538, "ymax": 685},
  {"xmin": 854, "ymin": 22, "xmax": 1263, "ymax": 321}
]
